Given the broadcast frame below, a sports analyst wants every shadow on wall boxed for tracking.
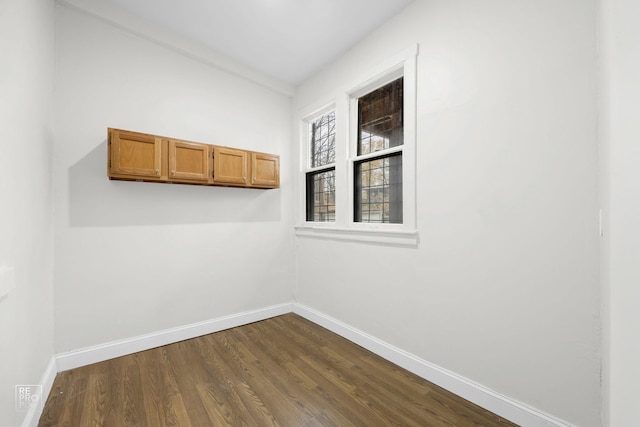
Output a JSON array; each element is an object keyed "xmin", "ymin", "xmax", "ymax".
[{"xmin": 69, "ymin": 140, "xmax": 282, "ymax": 227}]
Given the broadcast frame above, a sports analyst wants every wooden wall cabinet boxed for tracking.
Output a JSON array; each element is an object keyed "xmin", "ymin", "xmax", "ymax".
[
  {"xmin": 168, "ymin": 139, "xmax": 211, "ymax": 183},
  {"xmin": 108, "ymin": 129, "xmax": 164, "ymax": 181},
  {"xmin": 251, "ymin": 152, "xmax": 280, "ymax": 188},
  {"xmin": 108, "ymin": 128, "xmax": 279, "ymax": 189},
  {"xmin": 213, "ymin": 146, "xmax": 248, "ymax": 185}
]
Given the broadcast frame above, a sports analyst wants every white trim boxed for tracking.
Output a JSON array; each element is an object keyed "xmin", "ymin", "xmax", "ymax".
[
  {"xmin": 341, "ymin": 44, "xmax": 419, "ymax": 96},
  {"xmin": 56, "ymin": 303, "xmax": 293, "ymax": 372},
  {"xmin": 292, "ymin": 303, "xmax": 574, "ymax": 427},
  {"xmin": 297, "ymin": 99, "xmax": 338, "ymax": 124},
  {"xmin": 55, "ymin": 0, "xmax": 294, "ymax": 97},
  {"xmin": 296, "ymin": 44, "xmax": 419, "ymax": 239},
  {"xmin": 346, "ymin": 50, "xmax": 417, "ymax": 232},
  {"xmin": 352, "ymin": 144, "xmax": 404, "ymax": 163},
  {"xmin": 347, "ymin": 66, "xmax": 405, "ymax": 99},
  {"xmin": 30, "ymin": 302, "xmax": 572, "ymax": 427},
  {"xmin": 306, "ymin": 163, "xmax": 337, "ymax": 174},
  {"xmin": 295, "ymin": 225, "xmax": 418, "ymax": 246},
  {"xmin": 21, "ymin": 356, "xmax": 57, "ymax": 427}
]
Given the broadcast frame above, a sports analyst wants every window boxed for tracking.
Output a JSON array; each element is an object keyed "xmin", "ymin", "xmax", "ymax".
[
  {"xmin": 307, "ymin": 169, "xmax": 335, "ymax": 221},
  {"xmin": 354, "ymin": 77, "xmax": 404, "ymax": 224},
  {"xmin": 297, "ymin": 45, "xmax": 418, "ymax": 245},
  {"xmin": 355, "ymin": 154, "xmax": 403, "ymax": 223},
  {"xmin": 305, "ymin": 111, "xmax": 336, "ymax": 222}
]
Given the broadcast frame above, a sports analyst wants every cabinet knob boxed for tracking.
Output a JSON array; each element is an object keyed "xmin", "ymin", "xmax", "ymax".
[
  {"xmin": 171, "ymin": 170, "xmax": 175, "ymax": 175},
  {"xmin": 155, "ymin": 169, "xmax": 159, "ymax": 174}
]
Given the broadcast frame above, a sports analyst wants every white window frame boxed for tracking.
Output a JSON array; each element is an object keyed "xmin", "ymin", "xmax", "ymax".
[{"xmin": 296, "ymin": 45, "xmax": 418, "ymax": 246}]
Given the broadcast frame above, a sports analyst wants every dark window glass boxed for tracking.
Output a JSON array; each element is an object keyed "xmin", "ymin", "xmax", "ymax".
[
  {"xmin": 310, "ymin": 112, "xmax": 336, "ymax": 168},
  {"xmin": 306, "ymin": 168, "xmax": 336, "ymax": 222},
  {"xmin": 358, "ymin": 78, "xmax": 403, "ymax": 156},
  {"xmin": 354, "ymin": 154, "xmax": 402, "ymax": 224}
]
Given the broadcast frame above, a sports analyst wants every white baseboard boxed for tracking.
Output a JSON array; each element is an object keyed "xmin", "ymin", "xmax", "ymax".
[
  {"xmin": 21, "ymin": 356, "xmax": 57, "ymax": 427},
  {"xmin": 31, "ymin": 301, "xmax": 572, "ymax": 427},
  {"xmin": 56, "ymin": 303, "xmax": 293, "ymax": 372},
  {"xmin": 292, "ymin": 303, "xmax": 573, "ymax": 427}
]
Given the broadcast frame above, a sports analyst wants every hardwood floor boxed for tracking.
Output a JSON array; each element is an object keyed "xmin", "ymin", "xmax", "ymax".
[{"xmin": 39, "ymin": 314, "xmax": 518, "ymax": 426}]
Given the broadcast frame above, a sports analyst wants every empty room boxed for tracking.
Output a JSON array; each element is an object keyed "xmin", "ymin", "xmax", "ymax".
[{"xmin": 1, "ymin": 0, "xmax": 638, "ymax": 426}]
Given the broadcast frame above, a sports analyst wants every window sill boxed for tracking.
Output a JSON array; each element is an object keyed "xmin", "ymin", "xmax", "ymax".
[{"xmin": 294, "ymin": 225, "xmax": 419, "ymax": 246}]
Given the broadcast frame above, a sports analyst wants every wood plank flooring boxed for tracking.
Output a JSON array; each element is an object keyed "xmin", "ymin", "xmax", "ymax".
[{"xmin": 39, "ymin": 314, "xmax": 519, "ymax": 426}]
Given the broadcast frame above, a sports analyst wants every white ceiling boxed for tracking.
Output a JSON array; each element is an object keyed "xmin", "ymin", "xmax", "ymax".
[{"xmin": 101, "ymin": 0, "xmax": 415, "ymax": 85}]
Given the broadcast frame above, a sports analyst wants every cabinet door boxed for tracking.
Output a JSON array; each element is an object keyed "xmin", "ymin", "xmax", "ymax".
[
  {"xmin": 168, "ymin": 140, "xmax": 211, "ymax": 183},
  {"xmin": 109, "ymin": 129, "xmax": 162, "ymax": 180},
  {"xmin": 213, "ymin": 147, "xmax": 248, "ymax": 185},
  {"xmin": 250, "ymin": 152, "xmax": 280, "ymax": 188}
]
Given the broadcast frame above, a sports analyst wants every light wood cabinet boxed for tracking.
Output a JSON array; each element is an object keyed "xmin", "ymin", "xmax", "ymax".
[
  {"xmin": 108, "ymin": 128, "xmax": 279, "ymax": 189},
  {"xmin": 168, "ymin": 139, "xmax": 211, "ymax": 183},
  {"xmin": 213, "ymin": 146, "xmax": 248, "ymax": 185},
  {"xmin": 251, "ymin": 152, "xmax": 280, "ymax": 188},
  {"xmin": 108, "ymin": 129, "xmax": 163, "ymax": 181}
]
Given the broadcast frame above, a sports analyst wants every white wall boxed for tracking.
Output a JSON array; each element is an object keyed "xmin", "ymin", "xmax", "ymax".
[
  {"xmin": 601, "ymin": 0, "xmax": 640, "ymax": 425},
  {"xmin": 53, "ymin": 4, "xmax": 295, "ymax": 352},
  {"xmin": 0, "ymin": 0, "xmax": 55, "ymax": 425},
  {"xmin": 0, "ymin": 1, "xmax": 612, "ymax": 425},
  {"xmin": 294, "ymin": 1, "xmax": 601, "ymax": 426}
]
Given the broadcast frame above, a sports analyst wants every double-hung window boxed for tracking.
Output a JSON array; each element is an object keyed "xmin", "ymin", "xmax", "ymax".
[
  {"xmin": 353, "ymin": 77, "xmax": 404, "ymax": 224},
  {"xmin": 306, "ymin": 111, "xmax": 336, "ymax": 222},
  {"xmin": 298, "ymin": 45, "xmax": 418, "ymax": 245}
]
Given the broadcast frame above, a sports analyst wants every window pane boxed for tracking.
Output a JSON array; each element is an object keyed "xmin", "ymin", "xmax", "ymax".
[
  {"xmin": 306, "ymin": 169, "xmax": 336, "ymax": 222},
  {"xmin": 310, "ymin": 112, "xmax": 336, "ymax": 167},
  {"xmin": 354, "ymin": 154, "xmax": 402, "ymax": 223},
  {"xmin": 358, "ymin": 77, "xmax": 403, "ymax": 155}
]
